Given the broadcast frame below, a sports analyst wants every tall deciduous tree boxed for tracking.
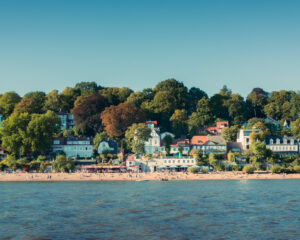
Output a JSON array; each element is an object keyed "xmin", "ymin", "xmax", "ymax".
[
  {"xmin": 0, "ymin": 112, "xmax": 31, "ymax": 156},
  {"xmin": 0, "ymin": 111, "xmax": 60, "ymax": 156},
  {"xmin": 60, "ymin": 87, "xmax": 81, "ymax": 112},
  {"xmin": 100, "ymin": 87, "xmax": 133, "ymax": 105},
  {"xmin": 14, "ymin": 97, "xmax": 41, "ymax": 114},
  {"xmin": 101, "ymin": 102, "xmax": 146, "ymax": 138},
  {"xmin": 24, "ymin": 91, "xmax": 46, "ymax": 113},
  {"xmin": 72, "ymin": 94, "xmax": 108, "ymax": 137},
  {"xmin": 44, "ymin": 90, "xmax": 62, "ymax": 113},
  {"xmin": 188, "ymin": 97, "xmax": 214, "ymax": 135},
  {"xmin": 26, "ymin": 111, "xmax": 60, "ymax": 153},
  {"xmin": 125, "ymin": 123, "xmax": 151, "ymax": 154},
  {"xmin": 170, "ymin": 109, "xmax": 188, "ymax": 137},
  {"xmin": 0, "ymin": 92, "xmax": 21, "ymax": 118}
]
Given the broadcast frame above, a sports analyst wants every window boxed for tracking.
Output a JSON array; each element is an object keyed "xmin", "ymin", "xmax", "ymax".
[
  {"xmin": 168, "ymin": 160, "xmax": 171, "ymax": 163},
  {"xmin": 183, "ymin": 160, "xmax": 185, "ymax": 163},
  {"xmin": 178, "ymin": 160, "xmax": 180, "ymax": 163},
  {"xmin": 270, "ymin": 139, "xmax": 273, "ymax": 144},
  {"xmin": 173, "ymin": 160, "xmax": 175, "ymax": 163},
  {"xmin": 191, "ymin": 160, "xmax": 194, "ymax": 163},
  {"xmin": 164, "ymin": 160, "xmax": 167, "ymax": 163},
  {"xmin": 187, "ymin": 160, "xmax": 189, "ymax": 163}
]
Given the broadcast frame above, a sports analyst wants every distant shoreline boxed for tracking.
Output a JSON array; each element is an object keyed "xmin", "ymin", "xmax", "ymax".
[{"xmin": 1, "ymin": 172, "xmax": 300, "ymax": 182}]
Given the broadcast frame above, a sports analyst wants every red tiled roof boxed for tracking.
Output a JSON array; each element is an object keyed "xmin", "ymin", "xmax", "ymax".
[
  {"xmin": 217, "ymin": 121, "xmax": 229, "ymax": 128},
  {"xmin": 191, "ymin": 136, "xmax": 208, "ymax": 145},
  {"xmin": 146, "ymin": 121, "xmax": 158, "ymax": 126},
  {"xmin": 170, "ymin": 139, "xmax": 190, "ymax": 147}
]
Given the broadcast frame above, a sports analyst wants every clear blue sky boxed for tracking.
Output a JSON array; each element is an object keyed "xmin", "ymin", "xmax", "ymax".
[{"xmin": 0, "ymin": 0, "xmax": 300, "ymax": 97}]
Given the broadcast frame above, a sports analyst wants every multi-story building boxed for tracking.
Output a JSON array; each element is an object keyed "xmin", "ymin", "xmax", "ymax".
[
  {"xmin": 170, "ymin": 139, "xmax": 190, "ymax": 155},
  {"xmin": 191, "ymin": 135, "xmax": 227, "ymax": 155},
  {"xmin": 126, "ymin": 155, "xmax": 196, "ymax": 172},
  {"xmin": 265, "ymin": 136, "xmax": 299, "ymax": 156},
  {"xmin": 52, "ymin": 137, "xmax": 93, "ymax": 158},
  {"xmin": 144, "ymin": 121, "xmax": 172, "ymax": 154},
  {"xmin": 236, "ymin": 129, "xmax": 260, "ymax": 151},
  {"xmin": 58, "ymin": 113, "xmax": 74, "ymax": 130}
]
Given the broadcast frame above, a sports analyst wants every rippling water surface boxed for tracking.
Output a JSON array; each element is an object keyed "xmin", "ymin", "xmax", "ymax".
[{"xmin": 0, "ymin": 180, "xmax": 300, "ymax": 239}]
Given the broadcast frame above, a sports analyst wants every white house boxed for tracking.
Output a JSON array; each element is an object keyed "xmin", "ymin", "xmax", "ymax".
[
  {"xmin": 52, "ymin": 137, "xmax": 93, "ymax": 158},
  {"xmin": 265, "ymin": 136, "xmax": 299, "ymax": 155},
  {"xmin": 126, "ymin": 155, "xmax": 196, "ymax": 172},
  {"xmin": 236, "ymin": 129, "xmax": 261, "ymax": 151},
  {"xmin": 144, "ymin": 121, "xmax": 166, "ymax": 154}
]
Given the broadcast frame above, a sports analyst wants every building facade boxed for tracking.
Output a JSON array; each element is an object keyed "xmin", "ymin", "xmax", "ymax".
[
  {"xmin": 58, "ymin": 113, "xmax": 75, "ymax": 130},
  {"xmin": 236, "ymin": 129, "xmax": 260, "ymax": 151},
  {"xmin": 52, "ymin": 137, "xmax": 93, "ymax": 158},
  {"xmin": 265, "ymin": 136, "xmax": 299, "ymax": 155},
  {"xmin": 191, "ymin": 136, "xmax": 227, "ymax": 155}
]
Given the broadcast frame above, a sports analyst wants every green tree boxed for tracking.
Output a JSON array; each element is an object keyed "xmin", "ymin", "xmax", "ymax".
[
  {"xmin": 100, "ymin": 87, "xmax": 133, "ymax": 105},
  {"xmin": 221, "ymin": 125, "xmax": 239, "ymax": 142},
  {"xmin": 0, "ymin": 112, "xmax": 31, "ymax": 156},
  {"xmin": 224, "ymin": 94, "xmax": 247, "ymax": 125},
  {"xmin": 26, "ymin": 111, "xmax": 60, "ymax": 154},
  {"xmin": 246, "ymin": 91, "xmax": 268, "ymax": 118},
  {"xmin": 24, "ymin": 91, "xmax": 46, "ymax": 113},
  {"xmin": 0, "ymin": 91, "xmax": 21, "ymax": 117},
  {"xmin": 170, "ymin": 109, "xmax": 188, "ymax": 137},
  {"xmin": 125, "ymin": 123, "xmax": 151, "ymax": 154},
  {"xmin": 2, "ymin": 155, "xmax": 18, "ymax": 170},
  {"xmin": 188, "ymin": 97, "xmax": 213, "ymax": 135},
  {"xmin": 13, "ymin": 97, "xmax": 41, "ymax": 114},
  {"xmin": 60, "ymin": 87, "xmax": 81, "ymax": 112},
  {"xmin": 44, "ymin": 90, "xmax": 62, "ymax": 113},
  {"xmin": 162, "ymin": 135, "xmax": 173, "ymax": 155},
  {"xmin": 291, "ymin": 118, "xmax": 300, "ymax": 138},
  {"xmin": 52, "ymin": 155, "xmax": 75, "ymax": 173},
  {"xmin": 188, "ymin": 87, "xmax": 208, "ymax": 113}
]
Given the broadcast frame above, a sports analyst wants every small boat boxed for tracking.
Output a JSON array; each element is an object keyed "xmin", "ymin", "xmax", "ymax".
[
  {"xmin": 136, "ymin": 180, "xmax": 149, "ymax": 182},
  {"xmin": 160, "ymin": 178, "xmax": 169, "ymax": 181}
]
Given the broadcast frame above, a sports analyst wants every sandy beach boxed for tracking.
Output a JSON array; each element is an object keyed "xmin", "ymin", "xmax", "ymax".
[{"xmin": 1, "ymin": 172, "xmax": 300, "ymax": 181}]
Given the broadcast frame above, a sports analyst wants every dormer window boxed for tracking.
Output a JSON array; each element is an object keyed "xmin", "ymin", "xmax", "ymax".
[
  {"xmin": 283, "ymin": 138, "xmax": 287, "ymax": 144},
  {"xmin": 276, "ymin": 138, "xmax": 280, "ymax": 144},
  {"xmin": 270, "ymin": 139, "xmax": 273, "ymax": 144},
  {"xmin": 291, "ymin": 139, "xmax": 294, "ymax": 145}
]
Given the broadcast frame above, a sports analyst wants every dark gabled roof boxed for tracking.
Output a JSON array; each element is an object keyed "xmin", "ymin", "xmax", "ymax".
[
  {"xmin": 99, "ymin": 138, "xmax": 118, "ymax": 150},
  {"xmin": 265, "ymin": 136, "xmax": 298, "ymax": 145}
]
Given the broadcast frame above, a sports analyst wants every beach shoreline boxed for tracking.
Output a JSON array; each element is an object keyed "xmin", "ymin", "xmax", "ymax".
[{"xmin": 1, "ymin": 172, "xmax": 300, "ymax": 182}]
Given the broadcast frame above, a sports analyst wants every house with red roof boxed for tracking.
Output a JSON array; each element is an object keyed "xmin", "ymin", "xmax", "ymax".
[
  {"xmin": 170, "ymin": 139, "xmax": 191, "ymax": 155},
  {"xmin": 203, "ymin": 121, "xmax": 229, "ymax": 135},
  {"xmin": 191, "ymin": 135, "xmax": 227, "ymax": 155}
]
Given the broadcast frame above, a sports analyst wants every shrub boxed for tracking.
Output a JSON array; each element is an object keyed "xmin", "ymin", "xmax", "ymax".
[
  {"xmin": 201, "ymin": 168, "xmax": 208, "ymax": 173},
  {"xmin": 271, "ymin": 165, "xmax": 281, "ymax": 174},
  {"xmin": 232, "ymin": 165, "xmax": 242, "ymax": 171},
  {"xmin": 243, "ymin": 165, "xmax": 256, "ymax": 174},
  {"xmin": 188, "ymin": 166, "xmax": 199, "ymax": 174},
  {"xmin": 293, "ymin": 165, "xmax": 300, "ymax": 173}
]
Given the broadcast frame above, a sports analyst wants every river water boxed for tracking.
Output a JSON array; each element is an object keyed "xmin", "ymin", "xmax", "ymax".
[{"xmin": 0, "ymin": 180, "xmax": 299, "ymax": 239}]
